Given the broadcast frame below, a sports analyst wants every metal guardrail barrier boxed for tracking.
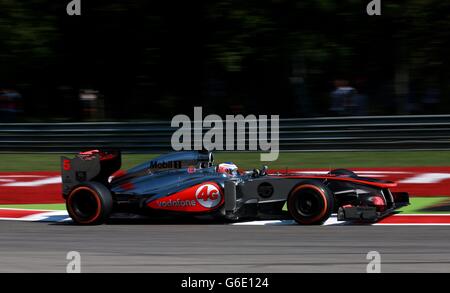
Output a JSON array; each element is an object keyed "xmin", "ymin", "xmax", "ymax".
[{"xmin": 1, "ymin": 115, "xmax": 450, "ymax": 152}]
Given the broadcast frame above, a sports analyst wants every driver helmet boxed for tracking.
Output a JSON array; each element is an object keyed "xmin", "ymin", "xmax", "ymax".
[{"xmin": 217, "ymin": 162, "xmax": 239, "ymax": 176}]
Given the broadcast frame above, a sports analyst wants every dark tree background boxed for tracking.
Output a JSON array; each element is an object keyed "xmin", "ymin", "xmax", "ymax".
[{"xmin": 1, "ymin": 0, "xmax": 450, "ymax": 121}]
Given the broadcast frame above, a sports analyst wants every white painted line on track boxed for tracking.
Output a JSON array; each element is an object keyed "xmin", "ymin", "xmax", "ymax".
[
  {"xmin": 231, "ymin": 216, "xmax": 345, "ymax": 226},
  {"xmin": 22, "ymin": 211, "xmax": 71, "ymax": 222},
  {"xmin": 399, "ymin": 173, "xmax": 450, "ymax": 184},
  {"xmin": 1, "ymin": 176, "xmax": 61, "ymax": 187}
]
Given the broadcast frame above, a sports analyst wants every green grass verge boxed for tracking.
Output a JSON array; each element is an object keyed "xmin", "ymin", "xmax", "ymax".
[
  {"xmin": 1, "ymin": 151, "xmax": 450, "ymax": 172},
  {"xmin": 396, "ymin": 197, "xmax": 449, "ymax": 214},
  {"xmin": 0, "ymin": 203, "xmax": 66, "ymax": 210}
]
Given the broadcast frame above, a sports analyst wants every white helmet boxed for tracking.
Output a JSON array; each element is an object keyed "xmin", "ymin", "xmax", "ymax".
[{"xmin": 217, "ymin": 162, "xmax": 239, "ymax": 176}]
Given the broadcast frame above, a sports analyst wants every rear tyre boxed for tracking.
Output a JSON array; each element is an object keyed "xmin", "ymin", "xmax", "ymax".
[
  {"xmin": 328, "ymin": 168, "xmax": 357, "ymax": 177},
  {"xmin": 287, "ymin": 181, "xmax": 334, "ymax": 225},
  {"xmin": 66, "ymin": 182, "xmax": 113, "ymax": 225}
]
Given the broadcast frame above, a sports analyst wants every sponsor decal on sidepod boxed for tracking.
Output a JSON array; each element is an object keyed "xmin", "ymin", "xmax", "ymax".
[{"xmin": 147, "ymin": 182, "xmax": 223, "ymax": 212}]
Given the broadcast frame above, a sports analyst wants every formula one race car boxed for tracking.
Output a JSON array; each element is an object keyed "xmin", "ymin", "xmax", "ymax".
[{"xmin": 61, "ymin": 150, "xmax": 410, "ymax": 225}]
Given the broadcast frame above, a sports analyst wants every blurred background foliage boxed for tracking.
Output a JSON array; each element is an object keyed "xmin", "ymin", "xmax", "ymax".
[{"xmin": 1, "ymin": 0, "xmax": 450, "ymax": 120}]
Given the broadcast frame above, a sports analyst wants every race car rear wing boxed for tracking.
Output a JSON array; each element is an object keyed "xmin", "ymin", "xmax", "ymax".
[{"xmin": 61, "ymin": 149, "xmax": 121, "ymax": 197}]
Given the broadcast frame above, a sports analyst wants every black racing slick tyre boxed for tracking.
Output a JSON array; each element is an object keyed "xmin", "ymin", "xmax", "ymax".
[
  {"xmin": 287, "ymin": 181, "xmax": 334, "ymax": 225},
  {"xmin": 66, "ymin": 182, "xmax": 113, "ymax": 225},
  {"xmin": 328, "ymin": 168, "xmax": 357, "ymax": 177}
]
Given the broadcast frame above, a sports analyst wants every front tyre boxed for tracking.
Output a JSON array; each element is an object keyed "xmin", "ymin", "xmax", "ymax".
[
  {"xmin": 287, "ymin": 181, "xmax": 334, "ymax": 225},
  {"xmin": 66, "ymin": 182, "xmax": 113, "ymax": 225}
]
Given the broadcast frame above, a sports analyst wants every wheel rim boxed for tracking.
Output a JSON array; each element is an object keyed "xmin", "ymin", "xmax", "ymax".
[
  {"xmin": 294, "ymin": 190, "xmax": 322, "ymax": 217},
  {"xmin": 69, "ymin": 188, "xmax": 100, "ymax": 222}
]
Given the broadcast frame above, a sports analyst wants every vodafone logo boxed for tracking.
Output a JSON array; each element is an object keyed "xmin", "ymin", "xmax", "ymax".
[{"xmin": 195, "ymin": 184, "xmax": 222, "ymax": 208}]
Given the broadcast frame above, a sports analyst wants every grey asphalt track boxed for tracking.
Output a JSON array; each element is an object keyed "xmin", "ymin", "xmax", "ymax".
[{"xmin": 1, "ymin": 221, "xmax": 450, "ymax": 273}]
